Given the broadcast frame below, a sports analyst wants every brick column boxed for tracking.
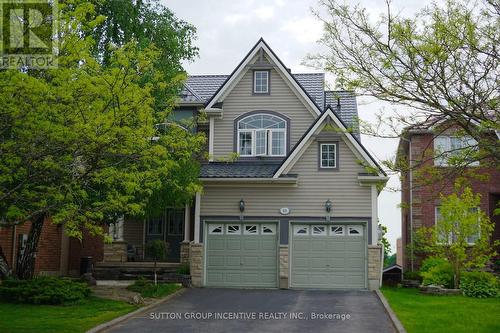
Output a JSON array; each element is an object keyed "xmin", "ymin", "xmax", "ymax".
[
  {"xmin": 180, "ymin": 241, "xmax": 190, "ymax": 265},
  {"xmin": 368, "ymin": 245, "xmax": 382, "ymax": 290},
  {"xmin": 189, "ymin": 242, "xmax": 203, "ymax": 287},
  {"xmin": 279, "ymin": 245, "xmax": 289, "ymax": 289}
]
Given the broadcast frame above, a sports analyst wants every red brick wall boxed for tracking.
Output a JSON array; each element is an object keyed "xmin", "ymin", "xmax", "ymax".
[
  {"xmin": 0, "ymin": 218, "xmax": 105, "ymax": 276},
  {"xmin": 401, "ymin": 132, "xmax": 500, "ymax": 270}
]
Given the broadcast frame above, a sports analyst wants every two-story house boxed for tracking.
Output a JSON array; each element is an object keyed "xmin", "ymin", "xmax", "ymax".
[
  {"xmin": 398, "ymin": 123, "xmax": 500, "ymax": 272},
  {"xmin": 110, "ymin": 38, "xmax": 388, "ymax": 290}
]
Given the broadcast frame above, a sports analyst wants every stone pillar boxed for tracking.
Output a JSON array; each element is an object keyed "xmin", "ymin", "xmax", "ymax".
[
  {"xmin": 368, "ymin": 245, "xmax": 382, "ymax": 290},
  {"xmin": 103, "ymin": 241, "xmax": 127, "ymax": 262},
  {"xmin": 180, "ymin": 241, "xmax": 190, "ymax": 265},
  {"xmin": 189, "ymin": 242, "xmax": 203, "ymax": 287},
  {"xmin": 279, "ymin": 245, "xmax": 289, "ymax": 289}
]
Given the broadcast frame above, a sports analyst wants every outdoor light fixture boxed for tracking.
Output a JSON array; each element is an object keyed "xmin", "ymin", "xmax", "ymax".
[
  {"xmin": 239, "ymin": 199, "xmax": 245, "ymax": 213},
  {"xmin": 325, "ymin": 199, "xmax": 332, "ymax": 213}
]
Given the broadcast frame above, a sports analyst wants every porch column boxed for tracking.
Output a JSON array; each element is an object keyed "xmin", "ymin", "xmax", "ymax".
[
  {"xmin": 194, "ymin": 192, "xmax": 201, "ymax": 243},
  {"xmin": 184, "ymin": 203, "xmax": 190, "ymax": 242},
  {"xmin": 371, "ymin": 185, "xmax": 378, "ymax": 245}
]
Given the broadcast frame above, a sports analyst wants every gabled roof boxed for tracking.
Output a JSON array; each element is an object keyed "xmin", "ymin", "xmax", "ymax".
[
  {"xmin": 200, "ymin": 162, "xmax": 280, "ymax": 178},
  {"xmin": 273, "ymin": 106, "xmax": 386, "ymax": 178},
  {"xmin": 203, "ymin": 38, "xmax": 321, "ymax": 117}
]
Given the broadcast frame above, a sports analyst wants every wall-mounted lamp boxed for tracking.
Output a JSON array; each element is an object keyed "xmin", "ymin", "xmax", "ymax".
[
  {"xmin": 239, "ymin": 199, "xmax": 245, "ymax": 221},
  {"xmin": 325, "ymin": 199, "xmax": 332, "ymax": 213}
]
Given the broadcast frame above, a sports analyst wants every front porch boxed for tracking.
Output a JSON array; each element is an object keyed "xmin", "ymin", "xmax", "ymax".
[{"xmin": 100, "ymin": 204, "xmax": 193, "ymax": 265}]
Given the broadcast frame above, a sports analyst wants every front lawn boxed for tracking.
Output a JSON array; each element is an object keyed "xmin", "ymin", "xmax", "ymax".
[
  {"xmin": 381, "ymin": 287, "xmax": 500, "ymax": 333},
  {"xmin": 0, "ymin": 296, "xmax": 137, "ymax": 333}
]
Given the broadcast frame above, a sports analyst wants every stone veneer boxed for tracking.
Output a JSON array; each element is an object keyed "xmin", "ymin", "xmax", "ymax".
[
  {"xmin": 279, "ymin": 245, "xmax": 289, "ymax": 289},
  {"xmin": 368, "ymin": 245, "xmax": 382, "ymax": 290},
  {"xmin": 103, "ymin": 241, "xmax": 127, "ymax": 262},
  {"xmin": 189, "ymin": 242, "xmax": 204, "ymax": 287},
  {"xmin": 180, "ymin": 241, "xmax": 190, "ymax": 265}
]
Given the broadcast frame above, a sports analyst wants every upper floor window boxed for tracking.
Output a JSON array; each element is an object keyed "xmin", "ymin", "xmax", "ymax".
[
  {"xmin": 434, "ymin": 135, "xmax": 479, "ymax": 167},
  {"xmin": 254, "ymin": 70, "xmax": 269, "ymax": 94},
  {"xmin": 237, "ymin": 113, "xmax": 286, "ymax": 157},
  {"xmin": 320, "ymin": 143, "xmax": 337, "ymax": 169},
  {"xmin": 435, "ymin": 206, "xmax": 480, "ymax": 245}
]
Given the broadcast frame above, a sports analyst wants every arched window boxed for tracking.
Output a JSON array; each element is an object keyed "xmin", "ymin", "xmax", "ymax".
[{"xmin": 237, "ymin": 113, "xmax": 287, "ymax": 157}]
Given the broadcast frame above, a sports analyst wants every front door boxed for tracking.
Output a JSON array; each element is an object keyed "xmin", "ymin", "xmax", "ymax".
[{"xmin": 165, "ymin": 208, "xmax": 184, "ymax": 262}]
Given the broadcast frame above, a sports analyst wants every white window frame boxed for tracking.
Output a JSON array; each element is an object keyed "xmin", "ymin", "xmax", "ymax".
[
  {"xmin": 435, "ymin": 206, "xmax": 480, "ymax": 245},
  {"xmin": 244, "ymin": 224, "xmax": 259, "ymax": 235},
  {"xmin": 293, "ymin": 225, "xmax": 309, "ymax": 236},
  {"xmin": 433, "ymin": 135, "xmax": 479, "ymax": 167},
  {"xmin": 261, "ymin": 224, "xmax": 276, "ymax": 235},
  {"xmin": 226, "ymin": 224, "xmax": 241, "ymax": 235},
  {"xmin": 237, "ymin": 114, "xmax": 287, "ymax": 157},
  {"xmin": 208, "ymin": 224, "xmax": 224, "ymax": 235},
  {"xmin": 330, "ymin": 225, "xmax": 345, "ymax": 236},
  {"xmin": 253, "ymin": 70, "xmax": 269, "ymax": 93},
  {"xmin": 312, "ymin": 225, "xmax": 327, "ymax": 236},
  {"xmin": 347, "ymin": 225, "xmax": 363, "ymax": 236},
  {"xmin": 320, "ymin": 143, "xmax": 337, "ymax": 168}
]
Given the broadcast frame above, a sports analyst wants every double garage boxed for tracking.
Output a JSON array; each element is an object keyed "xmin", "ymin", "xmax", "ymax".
[{"xmin": 204, "ymin": 222, "xmax": 367, "ymax": 289}]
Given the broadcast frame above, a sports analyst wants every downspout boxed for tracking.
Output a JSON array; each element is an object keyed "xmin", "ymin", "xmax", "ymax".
[
  {"xmin": 380, "ymin": 242, "xmax": 384, "ymax": 288},
  {"xmin": 409, "ymin": 139, "xmax": 414, "ymax": 272}
]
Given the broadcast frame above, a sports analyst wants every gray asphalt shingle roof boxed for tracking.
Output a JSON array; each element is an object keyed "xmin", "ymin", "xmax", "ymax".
[
  {"xmin": 200, "ymin": 162, "xmax": 280, "ymax": 178},
  {"xmin": 183, "ymin": 74, "xmax": 358, "ymax": 131}
]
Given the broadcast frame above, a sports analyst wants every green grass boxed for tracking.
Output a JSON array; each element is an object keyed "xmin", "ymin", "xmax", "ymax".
[
  {"xmin": 381, "ymin": 287, "xmax": 500, "ymax": 333},
  {"xmin": 0, "ymin": 296, "xmax": 137, "ymax": 333},
  {"xmin": 127, "ymin": 281, "xmax": 182, "ymax": 298}
]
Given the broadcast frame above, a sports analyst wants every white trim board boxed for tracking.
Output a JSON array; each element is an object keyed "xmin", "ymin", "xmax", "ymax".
[
  {"xmin": 205, "ymin": 39, "xmax": 321, "ymax": 118},
  {"xmin": 274, "ymin": 107, "xmax": 385, "ymax": 178}
]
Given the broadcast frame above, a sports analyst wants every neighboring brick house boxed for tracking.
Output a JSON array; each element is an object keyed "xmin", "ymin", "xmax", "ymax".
[
  {"xmin": 0, "ymin": 218, "xmax": 104, "ymax": 277},
  {"xmin": 398, "ymin": 125, "xmax": 500, "ymax": 272}
]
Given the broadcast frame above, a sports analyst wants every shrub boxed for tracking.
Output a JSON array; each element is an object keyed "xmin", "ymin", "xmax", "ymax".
[
  {"xmin": 0, "ymin": 276, "xmax": 91, "ymax": 304},
  {"xmin": 420, "ymin": 257, "xmax": 448, "ymax": 274},
  {"xmin": 127, "ymin": 278, "xmax": 181, "ymax": 298},
  {"xmin": 403, "ymin": 271, "xmax": 422, "ymax": 281},
  {"xmin": 461, "ymin": 271, "xmax": 499, "ymax": 298},
  {"xmin": 176, "ymin": 264, "xmax": 190, "ymax": 275},
  {"xmin": 421, "ymin": 260, "xmax": 454, "ymax": 288}
]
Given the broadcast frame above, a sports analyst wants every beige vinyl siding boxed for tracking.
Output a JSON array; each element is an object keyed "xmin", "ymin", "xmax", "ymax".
[
  {"xmin": 212, "ymin": 68, "xmax": 316, "ymax": 159},
  {"xmin": 201, "ymin": 135, "xmax": 371, "ymax": 217}
]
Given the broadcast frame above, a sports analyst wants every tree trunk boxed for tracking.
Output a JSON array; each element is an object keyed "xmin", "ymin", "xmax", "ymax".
[
  {"xmin": 0, "ymin": 245, "xmax": 12, "ymax": 279},
  {"xmin": 15, "ymin": 214, "xmax": 45, "ymax": 280}
]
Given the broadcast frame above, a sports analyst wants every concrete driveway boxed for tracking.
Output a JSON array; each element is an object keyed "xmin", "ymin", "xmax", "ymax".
[{"xmin": 106, "ymin": 288, "xmax": 396, "ymax": 333}]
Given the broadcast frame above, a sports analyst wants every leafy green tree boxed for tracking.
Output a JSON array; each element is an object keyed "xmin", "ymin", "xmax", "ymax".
[
  {"xmin": 413, "ymin": 185, "xmax": 497, "ymax": 288},
  {"xmin": 379, "ymin": 224, "xmax": 392, "ymax": 261},
  {"xmin": 0, "ymin": 1, "xmax": 203, "ymax": 279},
  {"xmin": 311, "ymin": 0, "xmax": 500, "ymax": 171},
  {"xmin": 145, "ymin": 239, "xmax": 168, "ymax": 285},
  {"xmin": 90, "ymin": 0, "xmax": 198, "ymax": 115}
]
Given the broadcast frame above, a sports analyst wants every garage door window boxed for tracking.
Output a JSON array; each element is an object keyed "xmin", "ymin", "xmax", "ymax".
[
  {"xmin": 244, "ymin": 225, "xmax": 258, "ymax": 235},
  {"xmin": 208, "ymin": 224, "xmax": 224, "ymax": 234},
  {"xmin": 227, "ymin": 225, "xmax": 241, "ymax": 234},
  {"xmin": 347, "ymin": 226, "xmax": 363, "ymax": 236},
  {"xmin": 312, "ymin": 225, "xmax": 327, "ymax": 236},
  {"xmin": 293, "ymin": 225, "xmax": 309, "ymax": 236},
  {"xmin": 330, "ymin": 225, "xmax": 344, "ymax": 236},
  {"xmin": 261, "ymin": 224, "xmax": 276, "ymax": 235}
]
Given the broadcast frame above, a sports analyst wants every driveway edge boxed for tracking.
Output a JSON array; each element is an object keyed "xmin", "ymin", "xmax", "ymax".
[
  {"xmin": 87, "ymin": 287, "xmax": 187, "ymax": 333},
  {"xmin": 374, "ymin": 289, "xmax": 407, "ymax": 333}
]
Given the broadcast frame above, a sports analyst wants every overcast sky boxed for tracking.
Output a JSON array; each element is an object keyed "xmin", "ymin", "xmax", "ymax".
[{"xmin": 163, "ymin": 0, "xmax": 437, "ymax": 252}]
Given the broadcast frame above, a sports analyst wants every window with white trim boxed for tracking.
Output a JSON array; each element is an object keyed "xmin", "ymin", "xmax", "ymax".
[
  {"xmin": 435, "ymin": 206, "xmax": 480, "ymax": 244},
  {"xmin": 293, "ymin": 225, "xmax": 309, "ymax": 236},
  {"xmin": 312, "ymin": 225, "xmax": 327, "ymax": 236},
  {"xmin": 237, "ymin": 114, "xmax": 286, "ymax": 157},
  {"xmin": 347, "ymin": 226, "xmax": 363, "ymax": 236},
  {"xmin": 254, "ymin": 71, "xmax": 269, "ymax": 93},
  {"xmin": 208, "ymin": 224, "xmax": 224, "ymax": 235},
  {"xmin": 244, "ymin": 225, "xmax": 258, "ymax": 235},
  {"xmin": 261, "ymin": 224, "xmax": 276, "ymax": 235},
  {"xmin": 330, "ymin": 225, "xmax": 344, "ymax": 236},
  {"xmin": 434, "ymin": 135, "xmax": 479, "ymax": 166},
  {"xmin": 226, "ymin": 224, "xmax": 241, "ymax": 235},
  {"xmin": 320, "ymin": 143, "xmax": 337, "ymax": 168}
]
